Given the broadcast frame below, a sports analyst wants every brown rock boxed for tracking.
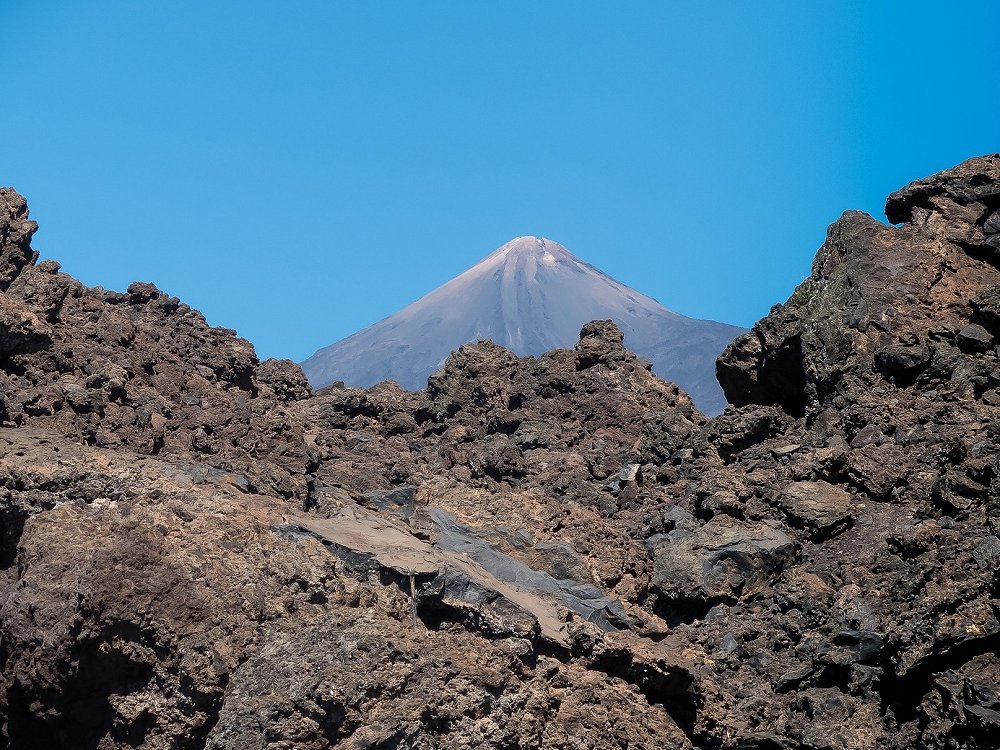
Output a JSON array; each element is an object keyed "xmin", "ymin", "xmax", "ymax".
[
  {"xmin": 780, "ymin": 480, "xmax": 854, "ymax": 537},
  {"xmin": 3, "ymin": 156, "xmax": 1000, "ymax": 749}
]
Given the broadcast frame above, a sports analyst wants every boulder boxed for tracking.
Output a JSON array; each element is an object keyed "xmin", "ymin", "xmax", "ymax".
[
  {"xmin": 650, "ymin": 516, "xmax": 796, "ymax": 612},
  {"xmin": 780, "ymin": 481, "xmax": 854, "ymax": 538},
  {"xmin": 972, "ymin": 286, "xmax": 1000, "ymax": 335},
  {"xmin": 575, "ymin": 319, "xmax": 629, "ymax": 370},
  {"xmin": 957, "ymin": 324, "xmax": 994, "ymax": 353},
  {"xmin": 874, "ymin": 343, "xmax": 932, "ymax": 378}
]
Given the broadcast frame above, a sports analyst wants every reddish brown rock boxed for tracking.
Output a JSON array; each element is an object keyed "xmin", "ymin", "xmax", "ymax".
[{"xmin": 2, "ymin": 155, "xmax": 1000, "ymax": 750}]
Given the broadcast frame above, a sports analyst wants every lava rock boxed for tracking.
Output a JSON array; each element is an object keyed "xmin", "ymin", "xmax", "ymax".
[
  {"xmin": 956, "ymin": 324, "xmax": 994, "ymax": 353},
  {"xmin": 575, "ymin": 319, "xmax": 629, "ymax": 370},
  {"xmin": 779, "ymin": 481, "xmax": 854, "ymax": 538},
  {"xmin": 971, "ymin": 287, "xmax": 1000, "ymax": 336},
  {"xmin": 650, "ymin": 516, "xmax": 796, "ymax": 612}
]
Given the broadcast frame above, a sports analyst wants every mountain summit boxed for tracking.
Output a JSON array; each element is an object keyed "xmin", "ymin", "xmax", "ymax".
[{"xmin": 301, "ymin": 236, "xmax": 746, "ymax": 413}]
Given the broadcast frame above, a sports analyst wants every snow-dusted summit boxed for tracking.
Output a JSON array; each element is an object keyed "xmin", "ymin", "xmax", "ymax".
[{"xmin": 301, "ymin": 237, "xmax": 745, "ymax": 414}]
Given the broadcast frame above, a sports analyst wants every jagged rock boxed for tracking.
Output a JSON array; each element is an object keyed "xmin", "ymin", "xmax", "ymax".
[
  {"xmin": 576, "ymin": 319, "xmax": 629, "ymax": 369},
  {"xmin": 816, "ymin": 629, "xmax": 884, "ymax": 666},
  {"xmin": 0, "ymin": 188, "xmax": 38, "ymax": 290},
  {"xmin": 650, "ymin": 516, "xmax": 796, "ymax": 615},
  {"xmin": 985, "ymin": 209, "xmax": 1000, "ymax": 250},
  {"xmin": 874, "ymin": 342, "xmax": 932, "ymax": 378},
  {"xmin": 885, "ymin": 154, "xmax": 1000, "ymax": 225},
  {"xmin": 972, "ymin": 535, "xmax": 1000, "ymax": 570},
  {"xmin": 0, "ymin": 193, "xmax": 314, "ymax": 500},
  {"xmin": 972, "ymin": 286, "xmax": 1000, "ymax": 336},
  {"xmin": 0, "ymin": 295, "xmax": 51, "ymax": 357},
  {"xmin": 719, "ymin": 157, "xmax": 1000, "ymax": 422},
  {"xmin": 256, "ymin": 358, "xmax": 313, "ymax": 402},
  {"xmin": 3, "ymin": 155, "xmax": 1000, "ymax": 749},
  {"xmin": 957, "ymin": 323, "xmax": 994, "ymax": 352}
]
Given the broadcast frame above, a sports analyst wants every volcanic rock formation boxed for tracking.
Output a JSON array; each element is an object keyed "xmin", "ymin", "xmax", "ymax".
[
  {"xmin": 1, "ymin": 155, "xmax": 999, "ymax": 749},
  {"xmin": 301, "ymin": 236, "xmax": 745, "ymax": 415}
]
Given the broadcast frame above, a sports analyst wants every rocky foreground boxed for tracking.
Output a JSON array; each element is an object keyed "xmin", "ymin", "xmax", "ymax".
[{"xmin": 0, "ymin": 155, "xmax": 999, "ymax": 749}]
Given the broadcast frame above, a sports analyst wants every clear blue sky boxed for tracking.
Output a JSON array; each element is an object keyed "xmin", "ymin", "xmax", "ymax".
[{"xmin": 3, "ymin": 2, "xmax": 997, "ymax": 361}]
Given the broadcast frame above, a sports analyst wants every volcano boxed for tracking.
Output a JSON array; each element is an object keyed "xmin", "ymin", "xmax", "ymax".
[{"xmin": 301, "ymin": 236, "xmax": 745, "ymax": 414}]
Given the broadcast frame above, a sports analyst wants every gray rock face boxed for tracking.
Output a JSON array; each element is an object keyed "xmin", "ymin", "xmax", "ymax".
[
  {"xmin": 301, "ymin": 237, "xmax": 746, "ymax": 415},
  {"xmin": 650, "ymin": 516, "xmax": 797, "ymax": 614},
  {"xmin": 426, "ymin": 508, "xmax": 630, "ymax": 632}
]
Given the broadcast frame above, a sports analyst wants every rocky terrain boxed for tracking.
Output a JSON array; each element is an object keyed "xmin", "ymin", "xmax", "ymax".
[{"xmin": 0, "ymin": 154, "xmax": 999, "ymax": 749}]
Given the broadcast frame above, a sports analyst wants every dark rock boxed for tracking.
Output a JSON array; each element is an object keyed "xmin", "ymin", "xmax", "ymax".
[
  {"xmin": 774, "ymin": 666, "xmax": 814, "ymax": 693},
  {"xmin": 874, "ymin": 343, "xmax": 932, "ymax": 378},
  {"xmin": 972, "ymin": 535, "xmax": 1000, "ymax": 570},
  {"xmin": 957, "ymin": 323, "xmax": 994, "ymax": 353},
  {"xmin": 849, "ymin": 424, "xmax": 882, "ymax": 449},
  {"xmin": 4, "ymin": 156, "xmax": 1000, "ymax": 749},
  {"xmin": 846, "ymin": 443, "xmax": 904, "ymax": 500},
  {"xmin": 360, "ymin": 486, "xmax": 416, "ymax": 518},
  {"xmin": 716, "ymin": 312, "xmax": 807, "ymax": 416},
  {"xmin": 0, "ymin": 296, "xmax": 52, "ymax": 357},
  {"xmin": 575, "ymin": 319, "xmax": 629, "ymax": 369},
  {"xmin": 884, "ymin": 153, "xmax": 1000, "ymax": 224},
  {"xmin": 965, "ymin": 703, "xmax": 1000, "ymax": 731},
  {"xmin": 985, "ymin": 209, "xmax": 1000, "ymax": 251},
  {"xmin": 704, "ymin": 404, "xmax": 791, "ymax": 461},
  {"xmin": 650, "ymin": 516, "xmax": 796, "ymax": 613},
  {"xmin": 971, "ymin": 287, "xmax": 1000, "ymax": 335},
  {"xmin": 256, "ymin": 358, "xmax": 312, "ymax": 402},
  {"xmin": 817, "ymin": 629, "xmax": 884, "ymax": 665},
  {"xmin": 0, "ymin": 188, "xmax": 38, "ymax": 290}
]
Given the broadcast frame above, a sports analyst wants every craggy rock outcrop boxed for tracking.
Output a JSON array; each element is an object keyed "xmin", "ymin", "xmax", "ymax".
[
  {"xmin": 0, "ymin": 198, "xmax": 314, "ymax": 502},
  {"xmin": 698, "ymin": 154, "xmax": 1000, "ymax": 747},
  {"xmin": 2, "ymin": 154, "xmax": 1000, "ymax": 749}
]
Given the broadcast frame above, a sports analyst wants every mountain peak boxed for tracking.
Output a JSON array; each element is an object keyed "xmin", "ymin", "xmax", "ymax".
[
  {"xmin": 499, "ymin": 236, "xmax": 563, "ymax": 252},
  {"xmin": 302, "ymin": 237, "xmax": 747, "ymax": 414},
  {"xmin": 483, "ymin": 236, "xmax": 573, "ymax": 268}
]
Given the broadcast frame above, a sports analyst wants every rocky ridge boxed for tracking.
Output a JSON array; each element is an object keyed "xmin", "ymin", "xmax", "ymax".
[{"xmin": 0, "ymin": 155, "xmax": 998, "ymax": 749}]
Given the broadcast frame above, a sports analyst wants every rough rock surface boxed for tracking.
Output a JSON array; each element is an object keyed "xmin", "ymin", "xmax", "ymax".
[
  {"xmin": 2, "ymin": 155, "xmax": 1000, "ymax": 749},
  {"xmin": 780, "ymin": 480, "xmax": 855, "ymax": 538}
]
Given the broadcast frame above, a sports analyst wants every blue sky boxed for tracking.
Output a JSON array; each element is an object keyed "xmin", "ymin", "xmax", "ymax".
[{"xmin": 3, "ymin": 2, "xmax": 997, "ymax": 361}]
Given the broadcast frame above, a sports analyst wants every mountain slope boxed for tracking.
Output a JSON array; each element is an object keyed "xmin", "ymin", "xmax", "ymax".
[{"xmin": 301, "ymin": 237, "xmax": 745, "ymax": 414}]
